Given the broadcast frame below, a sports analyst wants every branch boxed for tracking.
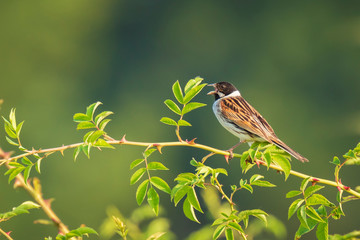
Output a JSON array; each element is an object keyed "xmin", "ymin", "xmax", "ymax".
[{"xmin": 1, "ymin": 138, "xmax": 360, "ymax": 199}]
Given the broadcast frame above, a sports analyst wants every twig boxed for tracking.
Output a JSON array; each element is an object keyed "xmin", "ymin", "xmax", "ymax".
[
  {"xmin": 0, "ymin": 228, "xmax": 13, "ymax": 240},
  {"xmin": 1, "ymin": 138, "xmax": 360, "ymax": 199}
]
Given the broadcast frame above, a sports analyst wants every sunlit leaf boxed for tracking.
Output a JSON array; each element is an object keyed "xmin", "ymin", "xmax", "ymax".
[
  {"xmin": 164, "ymin": 99, "xmax": 181, "ymax": 115},
  {"xmin": 288, "ymin": 199, "xmax": 304, "ymax": 219},
  {"xmin": 187, "ymin": 188, "xmax": 203, "ymax": 213},
  {"xmin": 76, "ymin": 121, "xmax": 96, "ymax": 130},
  {"xmin": 150, "ymin": 177, "xmax": 171, "ymax": 194},
  {"xmin": 183, "ymin": 198, "xmax": 199, "ymax": 223},
  {"xmin": 73, "ymin": 113, "xmax": 91, "ymax": 122},
  {"xmin": 172, "ymin": 81, "xmax": 184, "ymax": 104},
  {"xmin": 177, "ymin": 119, "xmax": 191, "ymax": 126},
  {"xmin": 130, "ymin": 168, "xmax": 146, "ymax": 185},
  {"xmin": 182, "ymin": 102, "xmax": 206, "ymax": 115},
  {"xmin": 297, "ymin": 205, "xmax": 309, "ymax": 229},
  {"xmin": 286, "ymin": 190, "xmax": 302, "ymax": 198},
  {"xmin": 183, "ymin": 84, "xmax": 207, "ymax": 104},
  {"xmin": 130, "ymin": 159, "xmax": 145, "ymax": 170},
  {"xmin": 272, "ymin": 154, "xmax": 291, "ymax": 180},
  {"xmin": 95, "ymin": 111, "xmax": 113, "ymax": 126},
  {"xmin": 136, "ymin": 179, "xmax": 149, "ymax": 205},
  {"xmin": 160, "ymin": 117, "xmax": 177, "ymax": 126},
  {"xmin": 147, "ymin": 187, "xmax": 160, "ymax": 215},
  {"xmin": 147, "ymin": 162, "xmax": 168, "ymax": 170}
]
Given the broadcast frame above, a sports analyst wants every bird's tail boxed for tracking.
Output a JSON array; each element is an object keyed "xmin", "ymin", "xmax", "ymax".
[{"xmin": 270, "ymin": 138, "xmax": 309, "ymax": 163}]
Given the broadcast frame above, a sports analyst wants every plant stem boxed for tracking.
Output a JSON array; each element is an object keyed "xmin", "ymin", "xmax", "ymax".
[
  {"xmin": 0, "ymin": 228, "xmax": 14, "ymax": 240},
  {"xmin": 5, "ymin": 163, "xmax": 73, "ymax": 238},
  {"xmin": 2, "ymin": 138, "xmax": 360, "ymax": 199}
]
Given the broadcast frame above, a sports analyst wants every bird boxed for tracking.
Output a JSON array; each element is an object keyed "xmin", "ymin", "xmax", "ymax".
[{"xmin": 207, "ymin": 81, "xmax": 308, "ymax": 162}]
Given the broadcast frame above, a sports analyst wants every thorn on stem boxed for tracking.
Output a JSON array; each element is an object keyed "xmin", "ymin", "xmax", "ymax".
[
  {"xmin": 153, "ymin": 144, "xmax": 163, "ymax": 154},
  {"xmin": 255, "ymin": 160, "xmax": 260, "ymax": 168},
  {"xmin": 311, "ymin": 178, "xmax": 319, "ymax": 186},
  {"xmin": 186, "ymin": 138, "xmax": 197, "ymax": 145},
  {"xmin": 224, "ymin": 155, "xmax": 230, "ymax": 164},
  {"xmin": 344, "ymin": 185, "xmax": 350, "ymax": 191},
  {"xmin": 120, "ymin": 135, "xmax": 127, "ymax": 144},
  {"xmin": 6, "ymin": 231, "xmax": 12, "ymax": 236}
]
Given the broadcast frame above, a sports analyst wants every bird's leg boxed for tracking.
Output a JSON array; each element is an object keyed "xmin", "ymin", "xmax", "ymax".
[{"xmin": 226, "ymin": 140, "xmax": 246, "ymax": 160}]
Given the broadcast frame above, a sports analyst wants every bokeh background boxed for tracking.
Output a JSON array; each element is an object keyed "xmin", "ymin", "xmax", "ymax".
[{"xmin": 1, "ymin": 1, "xmax": 360, "ymax": 239}]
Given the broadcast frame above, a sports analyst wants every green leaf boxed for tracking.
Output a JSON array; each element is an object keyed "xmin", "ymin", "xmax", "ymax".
[
  {"xmin": 213, "ymin": 224, "xmax": 226, "ymax": 240},
  {"xmin": 0, "ymin": 201, "xmax": 40, "ymax": 220},
  {"xmin": 5, "ymin": 136, "xmax": 19, "ymax": 146},
  {"xmin": 263, "ymin": 151, "xmax": 272, "ymax": 168},
  {"xmin": 94, "ymin": 111, "xmax": 113, "ymax": 126},
  {"xmin": 300, "ymin": 177, "xmax": 311, "ymax": 192},
  {"xmin": 306, "ymin": 206, "xmax": 325, "ymax": 223},
  {"xmin": 164, "ymin": 99, "xmax": 181, "ymax": 115},
  {"xmin": 150, "ymin": 177, "xmax": 171, "ymax": 194},
  {"xmin": 288, "ymin": 199, "xmax": 304, "ymax": 219},
  {"xmin": 174, "ymin": 172, "xmax": 196, "ymax": 182},
  {"xmin": 99, "ymin": 119, "xmax": 111, "ymax": 131},
  {"xmin": 228, "ymin": 222, "xmax": 244, "ymax": 234},
  {"xmin": 225, "ymin": 228, "xmax": 234, "ymax": 240},
  {"xmin": 73, "ymin": 146, "xmax": 81, "ymax": 162},
  {"xmin": 35, "ymin": 158, "xmax": 43, "ymax": 174},
  {"xmin": 73, "ymin": 113, "xmax": 91, "ymax": 122},
  {"xmin": 65, "ymin": 227, "xmax": 98, "ymax": 238},
  {"xmin": 242, "ymin": 184, "xmax": 253, "ymax": 193},
  {"xmin": 297, "ymin": 205, "xmax": 309, "ymax": 229},
  {"xmin": 295, "ymin": 217, "xmax": 318, "ymax": 239},
  {"xmin": 23, "ymin": 165, "xmax": 32, "ymax": 184},
  {"xmin": 286, "ymin": 190, "xmax": 302, "ymax": 198},
  {"xmin": 83, "ymin": 131, "xmax": 94, "ymax": 143},
  {"xmin": 316, "ymin": 221, "xmax": 328, "ymax": 240},
  {"xmin": 304, "ymin": 185, "xmax": 324, "ymax": 198},
  {"xmin": 88, "ymin": 130, "xmax": 104, "ymax": 143},
  {"xmin": 307, "ymin": 194, "xmax": 335, "ymax": 207},
  {"xmin": 76, "ymin": 121, "xmax": 96, "ymax": 130},
  {"xmin": 183, "ymin": 198, "xmax": 199, "ymax": 223},
  {"xmin": 8, "ymin": 166, "xmax": 25, "ymax": 183},
  {"xmin": 21, "ymin": 157, "xmax": 32, "ymax": 166},
  {"xmin": 130, "ymin": 159, "xmax": 145, "ymax": 169},
  {"xmin": 182, "ymin": 102, "xmax": 206, "ymax": 115},
  {"xmin": 136, "ymin": 179, "xmax": 149, "ymax": 205},
  {"xmin": 130, "ymin": 168, "xmax": 146, "ymax": 185},
  {"xmin": 332, "ymin": 156, "xmax": 340, "ymax": 165},
  {"xmin": 183, "ymin": 83, "xmax": 207, "ymax": 104},
  {"xmin": 86, "ymin": 102, "xmax": 102, "ymax": 120},
  {"xmin": 94, "ymin": 138, "xmax": 115, "ymax": 149},
  {"xmin": 9, "ymin": 108, "xmax": 17, "ymax": 130},
  {"xmin": 251, "ymin": 180, "xmax": 276, "ymax": 188},
  {"xmin": 160, "ymin": 117, "xmax": 177, "ymax": 126},
  {"xmin": 173, "ymin": 185, "xmax": 191, "ymax": 206},
  {"xmin": 4, "ymin": 123, "xmax": 17, "ymax": 138},
  {"xmin": 272, "ymin": 154, "xmax": 291, "ymax": 180},
  {"xmin": 147, "ymin": 187, "xmax": 160, "ymax": 215},
  {"xmin": 187, "ymin": 188, "xmax": 203, "ymax": 213},
  {"xmin": 184, "ymin": 77, "xmax": 203, "ymax": 94},
  {"xmin": 147, "ymin": 162, "xmax": 169, "ymax": 170},
  {"xmin": 250, "ymin": 174, "xmax": 263, "ymax": 183},
  {"xmin": 172, "ymin": 80, "xmax": 184, "ymax": 104},
  {"xmin": 144, "ymin": 148, "xmax": 157, "ymax": 158},
  {"xmin": 177, "ymin": 119, "xmax": 191, "ymax": 126},
  {"xmin": 16, "ymin": 121, "xmax": 24, "ymax": 136}
]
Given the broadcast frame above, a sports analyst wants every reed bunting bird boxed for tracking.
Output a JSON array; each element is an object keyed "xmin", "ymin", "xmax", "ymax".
[{"xmin": 208, "ymin": 82, "xmax": 308, "ymax": 162}]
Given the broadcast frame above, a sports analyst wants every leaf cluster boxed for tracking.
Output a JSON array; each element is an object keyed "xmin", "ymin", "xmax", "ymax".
[
  {"xmin": 0, "ymin": 201, "xmax": 40, "ymax": 222},
  {"xmin": 73, "ymin": 101, "xmax": 114, "ymax": 160}
]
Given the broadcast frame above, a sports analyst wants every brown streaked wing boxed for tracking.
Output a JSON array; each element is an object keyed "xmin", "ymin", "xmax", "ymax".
[{"xmin": 220, "ymin": 96, "xmax": 276, "ymax": 140}]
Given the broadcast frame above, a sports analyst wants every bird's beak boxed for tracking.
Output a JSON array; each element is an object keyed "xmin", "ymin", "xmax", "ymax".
[{"xmin": 207, "ymin": 83, "xmax": 216, "ymax": 95}]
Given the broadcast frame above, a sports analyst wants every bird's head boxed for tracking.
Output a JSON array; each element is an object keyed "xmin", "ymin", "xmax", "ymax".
[{"xmin": 207, "ymin": 82, "xmax": 240, "ymax": 100}]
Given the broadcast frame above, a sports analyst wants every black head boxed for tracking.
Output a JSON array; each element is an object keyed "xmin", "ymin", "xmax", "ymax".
[{"xmin": 207, "ymin": 82, "xmax": 239, "ymax": 100}]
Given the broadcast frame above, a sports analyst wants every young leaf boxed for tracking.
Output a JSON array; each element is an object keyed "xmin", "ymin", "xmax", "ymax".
[
  {"xmin": 183, "ymin": 198, "xmax": 199, "ymax": 223},
  {"xmin": 173, "ymin": 185, "xmax": 191, "ymax": 206},
  {"xmin": 228, "ymin": 222, "xmax": 244, "ymax": 234},
  {"xmin": 225, "ymin": 228, "xmax": 234, "ymax": 240},
  {"xmin": 16, "ymin": 121, "xmax": 24, "ymax": 136},
  {"xmin": 86, "ymin": 102, "xmax": 102, "ymax": 120},
  {"xmin": 4, "ymin": 123, "xmax": 17, "ymax": 138},
  {"xmin": 332, "ymin": 156, "xmax": 340, "ymax": 165},
  {"xmin": 23, "ymin": 166, "xmax": 32, "ymax": 184},
  {"xmin": 130, "ymin": 168, "xmax": 146, "ymax": 185},
  {"xmin": 147, "ymin": 187, "xmax": 160, "ymax": 215},
  {"xmin": 172, "ymin": 81, "xmax": 184, "ymax": 104},
  {"xmin": 300, "ymin": 177, "xmax": 311, "ymax": 192},
  {"xmin": 242, "ymin": 184, "xmax": 253, "ymax": 193},
  {"xmin": 130, "ymin": 159, "xmax": 145, "ymax": 169},
  {"xmin": 182, "ymin": 102, "xmax": 206, "ymax": 115},
  {"xmin": 94, "ymin": 138, "xmax": 115, "ymax": 149},
  {"xmin": 250, "ymin": 174, "xmax": 264, "ymax": 183},
  {"xmin": 297, "ymin": 205, "xmax": 309, "ymax": 229},
  {"xmin": 307, "ymin": 194, "xmax": 335, "ymax": 207},
  {"xmin": 183, "ymin": 84, "xmax": 207, "ymax": 104},
  {"xmin": 306, "ymin": 206, "xmax": 325, "ymax": 223},
  {"xmin": 99, "ymin": 119, "xmax": 111, "ymax": 131},
  {"xmin": 164, "ymin": 99, "xmax": 181, "ymax": 115},
  {"xmin": 316, "ymin": 221, "xmax": 328, "ymax": 240},
  {"xmin": 144, "ymin": 148, "xmax": 157, "ymax": 158},
  {"xmin": 177, "ymin": 119, "xmax": 191, "ymax": 126},
  {"xmin": 288, "ymin": 199, "xmax": 304, "ymax": 219},
  {"xmin": 8, "ymin": 166, "xmax": 25, "ymax": 183},
  {"xmin": 150, "ymin": 177, "xmax": 171, "ymax": 194},
  {"xmin": 35, "ymin": 158, "xmax": 43, "ymax": 174},
  {"xmin": 272, "ymin": 154, "xmax": 291, "ymax": 180},
  {"xmin": 304, "ymin": 185, "xmax": 324, "ymax": 199},
  {"xmin": 94, "ymin": 111, "xmax": 113, "ymax": 126},
  {"xmin": 251, "ymin": 180, "xmax": 276, "ymax": 188},
  {"xmin": 147, "ymin": 162, "xmax": 169, "ymax": 170},
  {"xmin": 286, "ymin": 190, "xmax": 302, "ymax": 198},
  {"xmin": 76, "ymin": 122, "xmax": 96, "ymax": 130},
  {"xmin": 213, "ymin": 224, "xmax": 226, "ymax": 240},
  {"xmin": 73, "ymin": 113, "xmax": 91, "ymax": 122},
  {"xmin": 136, "ymin": 179, "xmax": 149, "ymax": 205},
  {"xmin": 160, "ymin": 117, "xmax": 177, "ymax": 126},
  {"xmin": 187, "ymin": 188, "xmax": 203, "ymax": 213},
  {"xmin": 184, "ymin": 77, "xmax": 203, "ymax": 94},
  {"xmin": 73, "ymin": 146, "xmax": 81, "ymax": 162},
  {"xmin": 88, "ymin": 130, "xmax": 105, "ymax": 143},
  {"xmin": 6, "ymin": 136, "xmax": 19, "ymax": 146},
  {"xmin": 294, "ymin": 217, "xmax": 318, "ymax": 239},
  {"xmin": 263, "ymin": 151, "xmax": 272, "ymax": 168}
]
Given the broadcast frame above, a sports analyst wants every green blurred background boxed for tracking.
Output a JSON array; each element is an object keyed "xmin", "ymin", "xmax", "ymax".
[{"xmin": 1, "ymin": 0, "xmax": 360, "ymax": 239}]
